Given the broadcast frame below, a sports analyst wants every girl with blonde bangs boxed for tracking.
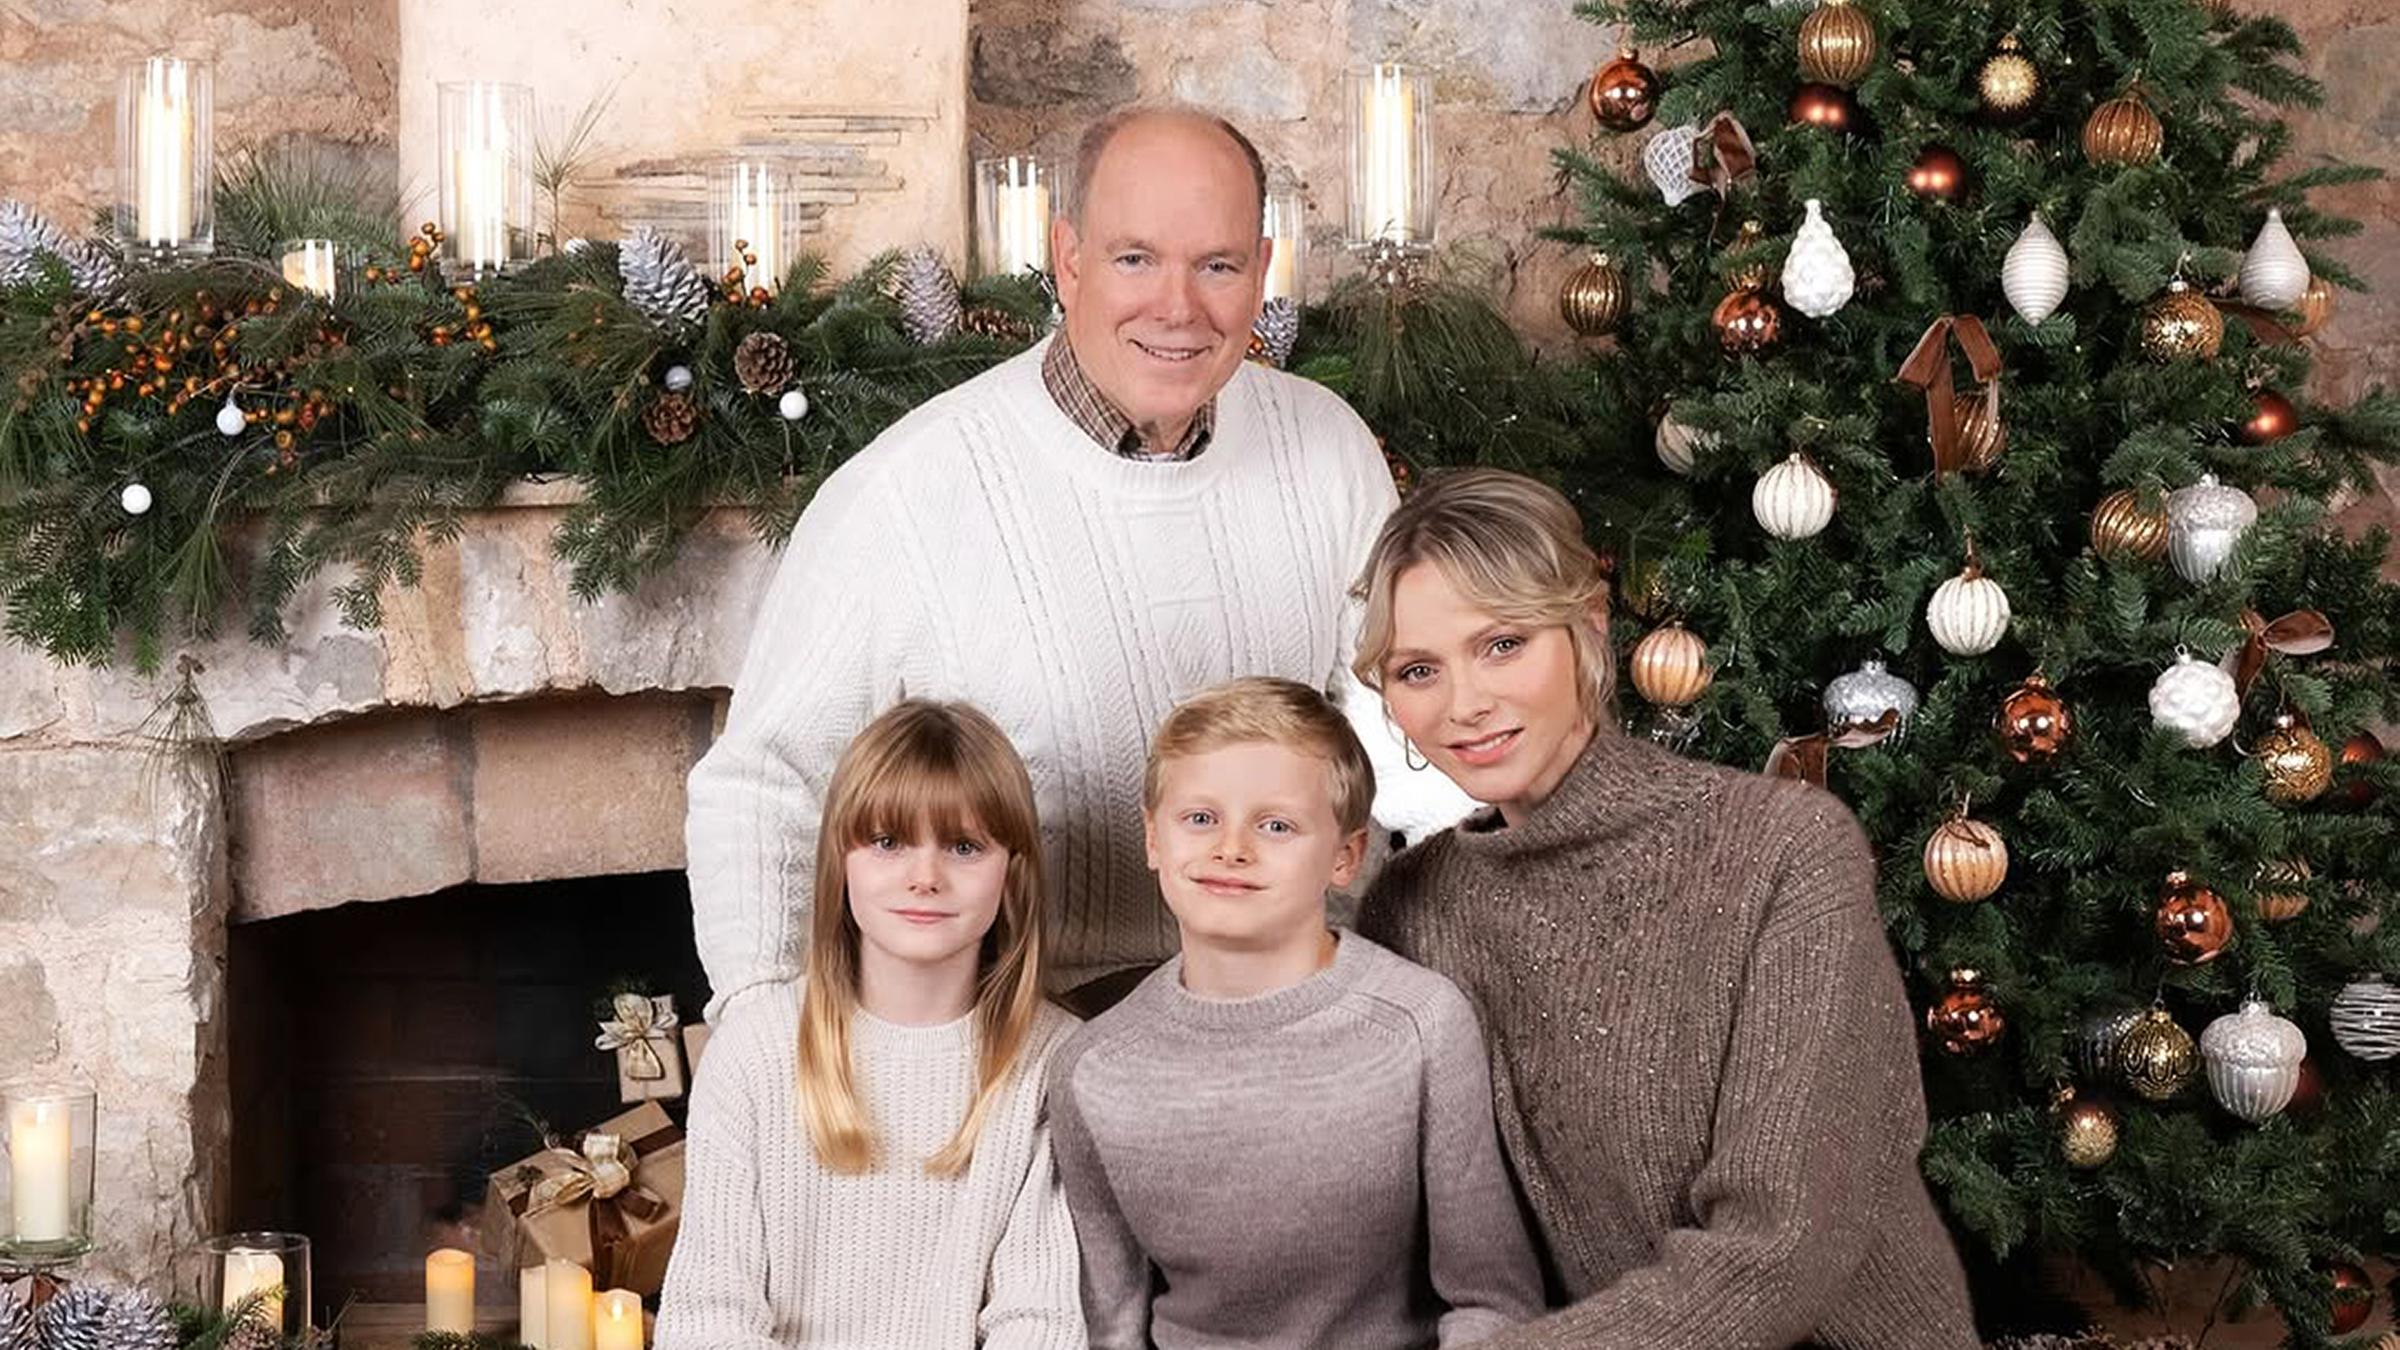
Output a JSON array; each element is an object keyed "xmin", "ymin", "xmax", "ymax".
[
  {"xmin": 658, "ymin": 700, "xmax": 1085, "ymax": 1350},
  {"xmin": 1352, "ymin": 468, "xmax": 1978, "ymax": 1349}
]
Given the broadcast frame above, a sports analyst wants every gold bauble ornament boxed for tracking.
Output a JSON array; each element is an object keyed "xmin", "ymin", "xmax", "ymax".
[
  {"xmin": 1977, "ymin": 35, "xmax": 2041, "ymax": 122},
  {"xmin": 2139, "ymin": 279, "xmax": 2223, "ymax": 362},
  {"xmin": 1954, "ymin": 387, "xmax": 2005, "ymax": 473},
  {"xmin": 2116, "ymin": 1007, "xmax": 2199, "ymax": 1101},
  {"xmin": 1588, "ymin": 48, "xmax": 1662, "ymax": 132},
  {"xmin": 1561, "ymin": 253, "xmax": 1630, "ymax": 337},
  {"xmin": 1927, "ymin": 969, "xmax": 2006, "ymax": 1055},
  {"xmin": 1798, "ymin": 0, "xmax": 1878, "ymax": 87},
  {"xmin": 2054, "ymin": 1089, "xmax": 2119, "ymax": 1169},
  {"xmin": 2257, "ymin": 710, "xmax": 2334, "ymax": 803},
  {"xmin": 2258, "ymin": 857, "xmax": 2312, "ymax": 923},
  {"xmin": 2083, "ymin": 91, "xmax": 2164, "ymax": 167},
  {"xmin": 2292, "ymin": 273, "xmax": 2336, "ymax": 337},
  {"xmin": 1629, "ymin": 623, "xmax": 1713, "ymax": 708},
  {"xmin": 2154, "ymin": 870, "xmax": 2233, "ymax": 964},
  {"xmin": 2090, "ymin": 489, "xmax": 2170, "ymax": 563},
  {"xmin": 1923, "ymin": 816, "xmax": 2008, "ymax": 903},
  {"xmin": 1996, "ymin": 673, "xmax": 2072, "ymax": 764}
]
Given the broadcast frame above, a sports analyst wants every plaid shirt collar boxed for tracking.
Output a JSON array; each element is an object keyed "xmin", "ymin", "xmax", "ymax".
[{"xmin": 1041, "ymin": 335, "xmax": 1215, "ymax": 462}]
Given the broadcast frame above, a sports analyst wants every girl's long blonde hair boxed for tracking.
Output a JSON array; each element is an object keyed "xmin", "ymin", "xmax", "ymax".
[{"xmin": 798, "ymin": 700, "xmax": 1049, "ymax": 1176}]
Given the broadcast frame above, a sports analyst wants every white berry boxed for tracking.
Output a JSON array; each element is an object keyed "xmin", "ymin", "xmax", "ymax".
[
  {"xmin": 121, "ymin": 482, "xmax": 153, "ymax": 516},
  {"xmin": 779, "ymin": 388, "xmax": 810, "ymax": 421}
]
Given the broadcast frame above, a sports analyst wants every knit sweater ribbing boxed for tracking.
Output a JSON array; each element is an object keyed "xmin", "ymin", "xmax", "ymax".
[
  {"xmin": 1358, "ymin": 730, "xmax": 1979, "ymax": 1350},
  {"xmin": 684, "ymin": 339, "xmax": 1469, "ymax": 1019},
  {"xmin": 653, "ymin": 983, "xmax": 1085, "ymax": 1350}
]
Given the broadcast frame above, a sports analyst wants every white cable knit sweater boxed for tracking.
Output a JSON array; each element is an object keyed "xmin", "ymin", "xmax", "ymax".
[
  {"xmin": 653, "ymin": 983, "xmax": 1085, "ymax": 1350},
  {"xmin": 686, "ymin": 338, "xmax": 1468, "ymax": 1017}
]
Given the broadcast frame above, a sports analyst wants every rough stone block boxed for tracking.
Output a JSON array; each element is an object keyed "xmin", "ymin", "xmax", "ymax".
[
  {"xmin": 468, "ymin": 695, "xmax": 711, "ymax": 885},
  {"xmin": 230, "ymin": 713, "xmax": 473, "ymax": 920}
]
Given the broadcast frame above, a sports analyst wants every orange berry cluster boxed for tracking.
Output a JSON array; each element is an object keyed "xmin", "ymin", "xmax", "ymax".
[
  {"xmin": 64, "ymin": 289, "xmax": 299, "ymax": 434},
  {"xmin": 719, "ymin": 239, "xmax": 772, "ymax": 308}
]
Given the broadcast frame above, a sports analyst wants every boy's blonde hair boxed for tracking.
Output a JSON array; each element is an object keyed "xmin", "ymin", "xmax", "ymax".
[
  {"xmin": 1143, "ymin": 677, "xmax": 1375, "ymax": 834},
  {"xmin": 798, "ymin": 700, "xmax": 1048, "ymax": 1177},
  {"xmin": 1349, "ymin": 468, "xmax": 1616, "ymax": 723}
]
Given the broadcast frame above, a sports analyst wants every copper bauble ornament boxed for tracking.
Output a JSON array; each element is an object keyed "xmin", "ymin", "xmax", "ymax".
[
  {"xmin": 1798, "ymin": 0, "xmax": 1877, "ymax": 87},
  {"xmin": 2341, "ymin": 731, "xmax": 2386, "ymax": 807},
  {"xmin": 1712, "ymin": 288, "xmax": 1783, "ymax": 353},
  {"xmin": 1561, "ymin": 253, "xmax": 1630, "ymax": 336},
  {"xmin": 2258, "ymin": 710, "xmax": 2334, "ymax": 803},
  {"xmin": 2116, "ymin": 1007, "xmax": 2199, "ymax": 1101},
  {"xmin": 1589, "ymin": 48, "xmax": 1662, "ymax": 132},
  {"xmin": 2055, "ymin": 1090, "xmax": 2119, "ymax": 1169},
  {"xmin": 1928, "ymin": 969, "xmax": 2006, "ymax": 1055},
  {"xmin": 2139, "ymin": 279, "xmax": 2223, "ymax": 362},
  {"xmin": 1789, "ymin": 82, "xmax": 1857, "ymax": 132},
  {"xmin": 2292, "ymin": 274, "xmax": 2336, "ymax": 338},
  {"xmin": 1923, "ymin": 816, "xmax": 2008, "ymax": 903},
  {"xmin": 1977, "ymin": 34, "xmax": 2041, "ymax": 122},
  {"xmin": 1955, "ymin": 388, "xmax": 2005, "ymax": 472},
  {"xmin": 2154, "ymin": 870, "xmax": 2233, "ymax": 964},
  {"xmin": 1997, "ymin": 673, "xmax": 2072, "ymax": 763},
  {"xmin": 2329, "ymin": 1263, "xmax": 2374, "ymax": 1336},
  {"xmin": 2091, "ymin": 489, "xmax": 2170, "ymax": 563},
  {"xmin": 1630, "ymin": 624, "xmax": 1713, "ymax": 707},
  {"xmin": 1906, "ymin": 145, "xmax": 1968, "ymax": 201},
  {"xmin": 2237, "ymin": 389, "xmax": 2297, "ymax": 445},
  {"xmin": 2083, "ymin": 91, "xmax": 2164, "ymax": 167},
  {"xmin": 2258, "ymin": 857, "xmax": 2312, "ymax": 922}
]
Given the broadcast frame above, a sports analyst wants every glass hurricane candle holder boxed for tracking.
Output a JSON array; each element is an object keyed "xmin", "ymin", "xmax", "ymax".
[
  {"xmin": 1343, "ymin": 64, "xmax": 1435, "ymax": 252},
  {"xmin": 198, "ymin": 1231, "xmax": 313, "ymax": 1339},
  {"xmin": 438, "ymin": 81, "xmax": 534, "ymax": 280},
  {"xmin": 115, "ymin": 56, "xmax": 215, "ymax": 265},
  {"xmin": 2, "ymin": 1084, "xmax": 96, "ymax": 1269},
  {"xmin": 710, "ymin": 158, "xmax": 799, "ymax": 299},
  {"xmin": 973, "ymin": 156, "xmax": 1057, "ymax": 280}
]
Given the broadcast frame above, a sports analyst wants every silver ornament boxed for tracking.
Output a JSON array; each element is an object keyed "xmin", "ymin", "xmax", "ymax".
[
  {"xmin": 663, "ymin": 364, "xmax": 695, "ymax": 393},
  {"xmin": 2201, "ymin": 998, "xmax": 2306, "ymax": 1123},
  {"xmin": 1926, "ymin": 564, "xmax": 2011, "ymax": 656},
  {"xmin": 2166, "ymin": 473, "xmax": 2256, "ymax": 583},
  {"xmin": 2238, "ymin": 207, "xmax": 2310, "ymax": 312},
  {"xmin": 2147, "ymin": 648, "xmax": 2239, "ymax": 748},
  {"xmin": 2330, "ymin": 976, "xmax": 2400, "ymax": 1061},
  {"xmin": 2002, "ymin": 215, "xmax": 2070, "ymax": 326},
  {"xmin": 1823, "ymin": 658, "xmax": 1918, "ymax": 737},
  {"xmin": 1752, "ymin": 453, "xmax": 1835, "ymax": 540},
  {"xmin": 2074, "ymin": 1007, "xmax": 2143, "ymax": 1083},
  {"xmin": 1655, "ymin": 407, "xmax": 1716, "ymax": 475},
  {"xmin": 120, "ymin": 482, "xmax": 153, "ymax": 516},
  {"xmin": 215, "ymin": 396, "xmax": 248, "ymax": 437},
  {"xmin": 778, "ymin": 388, "xmax": 810, "ymax": 421}
]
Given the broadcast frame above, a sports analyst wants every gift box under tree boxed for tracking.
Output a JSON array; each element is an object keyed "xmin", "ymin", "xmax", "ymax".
[{"xmin": 485, "ymin": 1100, "xmax": 686, "ymax": 1297}]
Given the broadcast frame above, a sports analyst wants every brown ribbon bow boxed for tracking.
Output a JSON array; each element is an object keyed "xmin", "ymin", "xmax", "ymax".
[
  {"xmin": 1895, "ymin": 316, "xmax": 2003, "ymax": 477},
  {"xmin": 520, "ymin": 1127, "xmax": 672, "ymax": 1287},
  {"xmin": 1687, "ymin": 113, "xmax": 1757, "ymax": 195},
  {"xmin": 1767, "ymin": 710, "xmax": 1901, "ymax": 787},
  {"xmin": 2232, "ymin": 608, "xmax": 2333, "ymax": 694}
]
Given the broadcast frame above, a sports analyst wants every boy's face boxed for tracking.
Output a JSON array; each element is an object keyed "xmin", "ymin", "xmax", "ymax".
[{"xmin": 1144, "ymin": 741, "xmax": 1367, "ymax": 957}]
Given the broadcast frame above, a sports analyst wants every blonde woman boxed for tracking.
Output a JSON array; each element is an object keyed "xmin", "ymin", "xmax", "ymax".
[
  {"xmin": 656, "ymin": 701, "xmax": 1084, "ymax": 1350},
  {"xmin": 1350, "ymin": 469, "xmax": 1978, "ymax": 1350}
]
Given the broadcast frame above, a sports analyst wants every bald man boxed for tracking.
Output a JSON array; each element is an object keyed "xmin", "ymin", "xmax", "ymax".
[{"xmin": 685, "ymin": 105, "xmax": 1466, "ymax": 1021}]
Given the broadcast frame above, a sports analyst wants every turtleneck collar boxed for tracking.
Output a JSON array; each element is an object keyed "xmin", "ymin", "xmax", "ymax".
[{"xmin": 1444, "ymin": 726, "xmax": 1719, "ymax": 862}]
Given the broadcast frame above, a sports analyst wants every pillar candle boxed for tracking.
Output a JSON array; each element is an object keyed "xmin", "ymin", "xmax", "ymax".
[
  {"xmin": 594, "ymin": 1288, "xmax": 643, "ymax": 1350},
  {"xmin": 995, "ymin": 176, "xmax": 1051, "ymax": 274},
  {"xmin": 222, "ymin": 1246, "xmax": 285, "ymax": 1325},
  {"xmin": 518, "ymin": 1264, "xmax": 548, "ymax": 1348},
  {"xmin": 281, "ymin": 240, "xmax": 340, "ymax": 300},
  {"xmin": 426, "ymin": 1248, "xmax": 475, "ymax": 1333},
  {"xmin": 135, "ymin": 59, "xmax": 195, "ymax": 244},
  {"xmin": 6, "ymin": 1097, "xmax": 71, "ymax": 1242},
  {"xmin": 1363, "ymin": 68, "xmax": 1415, "ymax": 243},
  {"xmin": 543, "ymin": 1259, "xmax": 594, "ymax": 1350}
]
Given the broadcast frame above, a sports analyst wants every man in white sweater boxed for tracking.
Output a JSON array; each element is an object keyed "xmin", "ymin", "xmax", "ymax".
[{"xmin": 685, "ymin": 105, "xmax": 1465, "ymax": 1020}]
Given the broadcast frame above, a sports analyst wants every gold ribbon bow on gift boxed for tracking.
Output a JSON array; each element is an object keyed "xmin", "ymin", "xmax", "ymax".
[
  {"xmin": 1895, "ymin": 315, "xmax": 2003, "ymax": 478},
  {"xmin": 2231, "ymin": 608, "xmax": 2334, "ymax": 695},
  {"xmin": 522, "ymin": 1129, "xmax": 669, "ymax": 1287},
  {"xmin": 594, "ymin": 993, "xmax": 680, "ymax": 1083}
]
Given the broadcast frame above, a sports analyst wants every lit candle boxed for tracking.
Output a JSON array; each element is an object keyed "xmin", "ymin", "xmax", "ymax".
[
  {"xmin": 7, "ymin": 1097, "xmax": 70, "ymax": 1242},
  {"xmin": 426, "ymin": 1248, "xmax": 475, "ymax": 1334},
  {"xmin": 281, "ymin": 240, "xmax": 340, "ymax": 300},
  {"xmin": 543, "ymin": 1259, "xmax": 593, "ymax": 1350},
  {"xmin": 594, "ymin": 1289, "xmax": 643, "ymax": 1350},
  {"xmin": 1363, "ymin": 66, "xmax": 1415, "ymax": 244},
  {"xmin": 454, "ymin": 143, "xmax": 508, "ymax": 271},
  {"xmin": 1262, "ymin": 188, "xmax": 1303, "ymax": 302},
  {"xmin": 995, "ymin": 162, "xmax": 1051, "ymax": 275},
  {"xmin": 222, "ymin": 1246, "xmax": 286, "ymax": 1325},
  {"xmin": 134, "ymin": 58, "xmax": 195, "ymax": 245},
  {"xmin": 518, "ymin": 1264, "xmax": 548, "ymax": 1348}
]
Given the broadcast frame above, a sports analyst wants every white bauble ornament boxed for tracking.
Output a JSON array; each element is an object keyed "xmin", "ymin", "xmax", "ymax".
[
  {"xmin": 2147, "ymin": 649, "xmax": 2239, "ymax": 748},
  {"xmin": 2200, "ymin": 999, "xmax": 2306, "ymax": 1123},
  {"xmin": 778, "ymin": 388, "xmax": 810, "ymax": 421},
  {"xmin": 664, "ymin": 364, "xmax": 695, "ymax": 393},
  {"xmin": 215, "ymin": 396, "xmax": 247, "ymax": 437},
  {"xmin": 1654, "ymin": 407, "xmax": 1716, "ymax": 475},
  {"xmin": 2238, "ymin": 207, "xmax": 2310, "ymax": 311},
  {"xmin": 2166, "ymin": 473, "xmax": 2257, "ymax": 583},
  {"xmin": 2002, "ymin": 215, "xmax": 2071, "ymax": 326},
  {"xmin": 1927, "ymin": 562, "xmax": 2011, "ymax": 656},
  {"xmin": 2330, "ymin": 976, "xmax": 2400, "ymax": 1062},
  {"xmin": 1643, "ymin": 123, "xmax": 1704, "ymax": 206},
  {"xmin": 120, "ymin": 483, "xmax": 152, "ymax": 516},
  {"xmin": 1780, "ymin": 198, "xmax": 1854, "ymax": 319},
  {"xmin": 1752, "ymin": 453, "xmax": 1835, "ymax": 540},
  {"xmin": 562, "ymin": 237, "xmax": 592, "ymax": 255},
  {"xmin": 1823, "ymin": 657, "xmax": 1918, "ymax": 736}
]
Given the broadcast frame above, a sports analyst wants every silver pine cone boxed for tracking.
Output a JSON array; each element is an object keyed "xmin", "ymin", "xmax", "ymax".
[
  {"xmin": 1252, "ymin": 297, "xmax": 1300, "ymax": 369},
  {"xmin": 0, "ymin": 1288, "xmax": 32, "ymax": 1350},
  {"xmin": 33, "ymin": 1284, "xmax": 109, "ymax": 1350},
  {"xmin": 96, "ymin": 1290, "xmax": 175, "ymax": 1350},
  {"xmin": 891, "ymin": 245, "xmax": 961, "ymax": 345},
  {"xmin": 0, "ymin": 200, "xmax": 73, "ymax": 290},
  {"xmin": 617, "ymin": 227, "xmax": 712, "ymax": 331}
]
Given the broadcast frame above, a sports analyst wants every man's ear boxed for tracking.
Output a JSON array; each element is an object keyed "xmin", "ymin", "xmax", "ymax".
[{"xmin": 1051, "ymin": 214, "xmax": 1082, "ymax": 307}]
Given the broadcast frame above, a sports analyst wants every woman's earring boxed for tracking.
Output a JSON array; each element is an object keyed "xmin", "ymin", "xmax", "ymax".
[{"xmin": 1404, "ymin": 740, "xmax": 1430, "ymax": 772}]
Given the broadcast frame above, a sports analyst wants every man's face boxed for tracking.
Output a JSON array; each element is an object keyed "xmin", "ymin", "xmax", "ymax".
[{"xmin": 1052, "ymin": 115, "xmax": 1267, "ymax": 448}]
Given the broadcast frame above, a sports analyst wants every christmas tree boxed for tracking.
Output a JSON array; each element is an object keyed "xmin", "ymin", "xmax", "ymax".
[{"xmin": 1555, "ymin": 0, "xmax": 2400, "ymax": 1341}]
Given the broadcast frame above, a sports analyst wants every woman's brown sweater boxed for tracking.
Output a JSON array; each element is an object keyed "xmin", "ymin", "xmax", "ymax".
[{"xmin": 1358, "ymin": 728, "xmax": 1979, "ymax": 1350}]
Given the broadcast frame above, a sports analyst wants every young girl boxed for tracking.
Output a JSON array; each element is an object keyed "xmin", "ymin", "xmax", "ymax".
[{"xmin": 656, "ymin": 700, "xmax": 1085, "ymax": 1350}]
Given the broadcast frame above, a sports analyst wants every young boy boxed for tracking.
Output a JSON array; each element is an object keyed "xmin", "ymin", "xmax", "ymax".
[{"xmin": 1045, "ymin": 676, "xmax": 1542, "ymax": 1349}]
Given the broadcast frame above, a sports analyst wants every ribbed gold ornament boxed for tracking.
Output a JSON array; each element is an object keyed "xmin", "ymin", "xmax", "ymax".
[
  {"xmin": 2083, "ymin": 92, "xmax": 2164, "ymax": 167},
  {"xmin": 1630, "ymin": 624, "xmax": 1713, "ymax": 707},
  {"xmin": 2139, "ymin": 279, "xmax": 2223, "ymax": 362},
  {"xmin": 2292, "ymin": 273, "xmax": 2336, "ymax": 337},
  {"xmin": 1923, "ymin": 817, "xmax": 2008, "ymax": 903},
  {"xmin": 2116, "ymin": 1007, "xmax": 2198, "ymax": 1102},
  {"xmin": 1955, "ymin": 388, "xmax": 2005, "ymax": 473},
  {"xmin": 1977, "ymin": 35, "xmax": 2040, "ymax": 119},
  {"xmin": 2090, "ymin": 489, "xmax": 2170, "ymax": 563},
  {"xmin": 1560, "ymin": 253, "xmax": 1630, "ymax": 337},
  {"xmin": 1798, "ymin": 0, "xmax": 1878, "ymax": 87}
]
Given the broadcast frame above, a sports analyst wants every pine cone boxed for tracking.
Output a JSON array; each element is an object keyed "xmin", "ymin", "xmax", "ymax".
[
  {"xmin": 733, "ymin": 331, "xmax": 795, "ymax": 395},
  {"xmin": 97, "ymin": 1290, "xmax": 176, "ymax": 1350},
  {"xmin": 1252, "ymin": 296, "xmax": 1300, "ymax": 369},
  {"xmin": 642, "ymin": 390, "xmax": 700, "ymax": 446},
  {"xmin": 617, "ymin": 226, "xmax": 711, "ymax": 330},
  {"xmin": 33, "ymin": 1284, "xmax": 110, "ymax": 1350},
  {"xmin": 58, "ymin": 240, "xmax": 120, "ymax": 299},
  {"xmin": 890, "ymin": 245, "xmax": 961, "ymax": 344},
  {"xmin": 0, "ymin": 200, "xmax": 72, "ymax": 290},
  {"xmin": 958, "ymin": 306, "xmax": 1034, "ymax": 344},
  {"xmin": 0, "ymin": 1288, "xmax": 32, "ymax": 1350},
  {"xmin": 219, "ymin": 1320, "xmax": 283, "ymax": 1350}
]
